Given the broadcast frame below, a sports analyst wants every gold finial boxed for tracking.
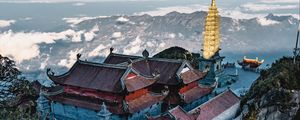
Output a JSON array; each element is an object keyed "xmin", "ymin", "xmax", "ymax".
[
  {"xmin": 202, "ymin": 0, "xmax": 220, "ymax": 59},
  {"xmin": 212, "ymin": 0, "xmax": 216, "ymax": 6}
]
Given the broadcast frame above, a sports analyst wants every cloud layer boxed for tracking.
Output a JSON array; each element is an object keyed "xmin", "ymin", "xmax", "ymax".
[
  {"xmin": 241, "ymin": 3, "xmax": 299, "ymax": 12},
  {"xmin": 0, "ymin": 28, "xmax": 100, "ymax": 63},
  {"xmin": 0, "ymin": 20, "xmax": 16, "ymax": 28}
]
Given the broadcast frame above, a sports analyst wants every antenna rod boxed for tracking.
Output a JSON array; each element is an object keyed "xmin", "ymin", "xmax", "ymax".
[{"xmin": 294, "ymin": 21, "xmax": 300, "ymax": 64}]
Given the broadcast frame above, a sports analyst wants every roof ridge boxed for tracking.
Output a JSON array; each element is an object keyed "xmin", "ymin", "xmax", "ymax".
[
  {"xmin": 149, "ymin": 57, "xmax": 184, "ymax": 63},
  {"xmin": 111, "ymin": 53, "xmax": 142, "ymax": 58},
  {"xmin": 78, "ymin": 60, "xmax": 128, "ymax": 69}
]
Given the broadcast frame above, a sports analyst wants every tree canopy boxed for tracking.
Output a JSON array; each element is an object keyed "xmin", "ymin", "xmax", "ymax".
[{"xmin": 0, "ymin": 54, "xmax": 38, "ymax": 119}]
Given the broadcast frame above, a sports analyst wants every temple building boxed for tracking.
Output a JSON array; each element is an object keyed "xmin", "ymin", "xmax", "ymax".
[
  {"xmin": 238, "ymin": 56, "xmax": 264, "ymax": 71},
  {"xmin": 148, "ymin": 89, "xmax": 240, "ymax": 120},
  {"xmin": 36, "ymin": 0, "xmax": 241, "ymax": 119},
  {"xmin": 37, "ymin": 49, "xmax": 214, "ymax": 120}
]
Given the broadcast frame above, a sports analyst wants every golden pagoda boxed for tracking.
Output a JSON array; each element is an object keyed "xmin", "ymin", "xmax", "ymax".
[{"xmin": 203, "ymin": 0, "xmax": 221, "ymax": 59}]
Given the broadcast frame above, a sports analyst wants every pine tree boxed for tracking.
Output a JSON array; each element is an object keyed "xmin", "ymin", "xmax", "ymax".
[
  {"xmin": 0, "ymin": 54, "xmax": 21, "ymax": 104},
  {"xmin": 0, "ymin": 54, "xmax": 38, "ymax": 119}
]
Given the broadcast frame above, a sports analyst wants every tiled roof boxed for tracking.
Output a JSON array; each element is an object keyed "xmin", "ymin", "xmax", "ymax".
[
  {"xmin": 189, "ymin": 90, "xmax": 240, "ymax": 120},
  {"xmin": 126, "ymin": 92, "xmax": 166, "ymax": 113},
  {"xmin": 180, "ymin": 70, "xmax": 207, "ymax": 84},
  {"xmin": 167, "ymin": 90, "xmax": 240, "ymax": 120},
  {"xmin": 125, "ymin": 75, "xmax": 156, "ymax": 92},
  {"xmin": 169, "ymin": 106, "xmax": 192, "ymax": 120},
  {"xmin": 132, "ymin": 59, "xmax": 183, "ymax": 85},
  {"xmin": 104, "ymin": 52, "xmax": 187, "ymax": 85},
  {"xmin": 48, "ymin": 60, "xmax": 127, "ymax": 93},
  {"xmin": 180, "ymin": 85, "xmax": 213, "ymax": 103}
]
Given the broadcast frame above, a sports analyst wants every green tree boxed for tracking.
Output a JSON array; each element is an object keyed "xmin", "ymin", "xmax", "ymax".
[{"xmin": 0, "ymin": 54, "xmax": 38, "ymax": 119}]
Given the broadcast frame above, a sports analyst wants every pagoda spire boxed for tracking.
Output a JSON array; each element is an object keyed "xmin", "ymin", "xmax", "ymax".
[{"xmin": 202, "ymin": 0, "xmax": 221, "ymax": 59}]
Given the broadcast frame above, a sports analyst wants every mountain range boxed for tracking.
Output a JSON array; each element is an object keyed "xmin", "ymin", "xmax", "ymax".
[{"xmin": 1, "ymin": 11, "xmax": 298, "ymax": 82}]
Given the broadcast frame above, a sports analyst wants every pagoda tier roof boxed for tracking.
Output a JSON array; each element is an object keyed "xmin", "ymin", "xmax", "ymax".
[
  {"xmin": 180, "ymin": 85, "xmax": 214, "ymax": 103},
  {"xmin": 47, "ymin": 60, "xmax": 128, "ymax": 93},
  {"xmin": 126, "ymin": 92, "xmax": 167, "ymax": 113},
  {"xmin": 189, "ymin": 89, "xmax": 240, "ymax": 120},
  {"xmin": 47, "ymin": 92, "xmax": 126, "ymax": 114},
  {"xmin": 180, "ymin": 70, "xmax": 207, "ymax": 84}
]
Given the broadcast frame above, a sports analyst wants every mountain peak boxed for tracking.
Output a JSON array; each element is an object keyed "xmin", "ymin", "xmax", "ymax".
[
  {"xmin": 265, "ymin": 13, "xmax": 294, "ymax": 22},
  {"xmin": 165, "ymin": 11, "xmax": 181, "ymax": 16}
]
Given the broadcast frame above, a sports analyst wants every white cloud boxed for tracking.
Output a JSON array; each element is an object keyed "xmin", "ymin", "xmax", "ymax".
[
  {"xmin": 259, "ymin": 0, "xmax": 299, "ymax": 3},
  {"xmin": 39, "ymin": 56, "xmax": 49, "ymax": 70},
  {"xmin": 123, "ymin": 36, "xmax": 143, "ymax": 54},
  {"xmin": 134, "ymin": 4, "xmax": 208, "ymax": 16},
  {"xmin": 241, "ymin": 3, "xmax": 299, "ymax": 12},
  {"xmin": 116, "ymin": 16, "xmax": 129, "ymax": 23},
  {"xmin": 111, "ymin": 32, "xmax": 122, "ymax": 38},
  {"xmin": 0, "ymin": 29, "xmax": 86, "ymax": 63},
  {"xmin": 0, "ymin": 30, "xmax": 57, "ymax": 62},
  {"xmin": 134, "ymin": 4, "xmax": 268, "ymax": 20},
  {"xmin": 58, "ymin": 48, "xmax": 83, "ymax": 68},
  {"xmin": 168, "ymin": 33, "xmax": 176, "ymax": 38},
  {"xmin": 58, "ymin": 59, "xmax": 68, "ymax": 67},
  {"xmin": 146, "ymin": 41, "xmax": 155, "ymax": 47},
  {"xmin": 84, "ymin": 25, "xmax": 99, "ymax": 41},
  {"xmin": 220, "ymin": 9, "xmax": 266, "ymax": 19},
  {"xmin": 72, "ymin": 2, "xmax": 85, "ymax": 6},
  {"xmin": 19, "ymin": 17, "xmax": 32, "ymax": 21},
  {"xmin": 88, "ymin": 44, "xmax": 111, "ymax": 57},
  {"xmin": 0, "ymin": 20, "xmax": 16, "ymax": 28},
  {"xmin": 63, "ymin": 16, "xmax": 108, "ymax": 27},
  {"xmin": 257, "ymin": 18, "xmax": 280, "ymax": 26}
]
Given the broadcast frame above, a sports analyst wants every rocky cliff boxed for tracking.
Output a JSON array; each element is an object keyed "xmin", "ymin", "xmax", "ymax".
[{"xmin": 239, "ymin": 56, "xmax": 300, "ymax": 120}]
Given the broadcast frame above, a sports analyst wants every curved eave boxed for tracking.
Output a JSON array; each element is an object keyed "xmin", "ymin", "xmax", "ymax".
[
  {"xmin": 47, "ymin": 60, "xmax": 128, "ymax": 94},
  {"xmin": 47, "ymin": 61, "xmax": 80, "ymax": 84}
]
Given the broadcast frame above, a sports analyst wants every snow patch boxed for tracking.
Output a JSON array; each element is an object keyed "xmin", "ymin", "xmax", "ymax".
[
  {"xmin": 111, "ymin": 32, "xmax": 122, "ymax": 38},
  {"xmin": 116, "ymin": 17, "xmax": 129, "ymax": 23},
  {"xmin": 168, "ymin": 33, "xmax": 176, "ymax": 38},
  {"xmin": 257, "ymin": 18, "xmax": 280, "ymax": 26}
]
